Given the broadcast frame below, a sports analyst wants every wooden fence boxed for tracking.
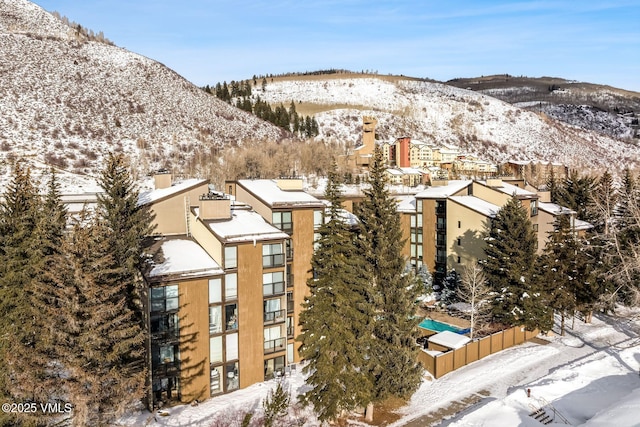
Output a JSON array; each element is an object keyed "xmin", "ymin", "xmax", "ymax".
[{"xmin": 418, "ymin": 326, "xmax": 539, "ymax": 379}]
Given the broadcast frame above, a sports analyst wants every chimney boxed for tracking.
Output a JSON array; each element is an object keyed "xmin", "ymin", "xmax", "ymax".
[
  {"xmin": 154, "ymin": 170, "xmax": 172, "ymax": 189},
  {"xmin": 199, "ymin": 193, "xmax": 232, "ymax": 220}
]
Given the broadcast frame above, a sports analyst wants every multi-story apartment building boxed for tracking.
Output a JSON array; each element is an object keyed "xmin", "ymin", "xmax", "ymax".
[
  {"xmin": 141, "ymin": 175, "xmax": 300, "ymax": 407},
  {"xmin": 139, "ymin": 172, "xmax": 588, "ymax": 407},
  {"xmin": 226, "ymin": 179, "xmax": 325, "ymax": 364}
]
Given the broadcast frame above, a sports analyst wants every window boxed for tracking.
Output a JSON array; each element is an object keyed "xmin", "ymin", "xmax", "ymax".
[
  {"xmin": 457, "ymin": 256, "xmax": 461, "ymax": 263},
  {"xmin": 410, "ymin": 215, "xmax": 416, "ymax": 228},
  {"xmin": 225, "ymin": 274, "xmax": 237, "ymax": 300},
  {"xmin": 224, "ymin": 246, "xmax": 237, "ymax": 269},
  {"xmin": 226, "ymin": 333, "xmax": 238, "ymax": 361},
  {"xmin": 264, "ymin": 356, "xmax": 285, "ymax": 380},
  {"xmin": 263, "ymin": 243, "xmax": 284, "ymax": 268},
  {"xmin": 263, "ymin": 271, "xmax": 285, "ymax": 296},
  {"xmin": 210, "ymin": 365, "xmax": 223, "ymax": 395},
  {"xmin": 209, "ymin": 279, "xmax": 222, "ymax": 304},
  {"xmin": 264, "ymin": 298, "xmax": 284, "ymax": 323},
  {"xmin": 417, "ymin": 200, "xmax": 423, "ymax": 213},
  {"xmin": 210, "ymin": 336, "xmax": 223, "ymax": 364},
  {"xmin": 532, "ymin": 223, "xmax": 539, "ymax": 232},
  {"xmin": 314, "ymin": 210, "xmax": 324, "ymax": 229},
  {"xmin": 417, "ymin": 213, "xmax": 423, "ymax": 225},
  {"xmin": 226, "ymin": 362, "xmax": 239, "ymax": 391},
  {"xmin": 225, "ymin": 304, "xmax": 238, "ymax": 331},
  {"xmin": 287, "ymin": 292, "xmax": 294, "ymax": 313},
  {"xmin": 209, "ymin": 306, "xmax": 222, "ymax": 334},
  {"xmin": 457, "ymin": 238, "xmax": 461, "ymax": 246},
  {"xmin": 437, "ymin": 217, "xmax": 446, "ymax": 230},
  {"xmin": 457, "ymin": 220, "xmax": 461, "ymax": 228},
  {"xmin": 151, "ymin": 285, "xmax": 179, "ymax": 312},
  {"xmin": 272, "ymin": 211, "xmax": 292, "ymax": 232},
  {"xmin": 285, "ymin": 239, "xmax": 293, "ymax": 260},
  {"xmin": 530, "ymin": 200, "xmax": 538, "ymax": 216}
]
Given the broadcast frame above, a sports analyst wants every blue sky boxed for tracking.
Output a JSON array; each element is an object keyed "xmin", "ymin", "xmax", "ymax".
[{"xmin": 33, "ymin": 0, "xmax": 640, "ymax": 91}]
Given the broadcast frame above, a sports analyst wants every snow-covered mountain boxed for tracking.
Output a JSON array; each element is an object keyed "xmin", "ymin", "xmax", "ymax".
[
  {"xmin": 0, "ymin": 0, "xmax": 286, "ymax": 190},
  {"xmin": 256, "ymin": 75, "xmax": 640, "ymax": 173}
]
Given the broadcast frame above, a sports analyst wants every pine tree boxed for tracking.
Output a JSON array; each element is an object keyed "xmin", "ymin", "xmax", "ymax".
[
  {"xmin": 8, "ymin": 170, "xmax": 70, "ymax": 417},
  {"xmin": 482, "ymin": 196, "xmax": 549, "ymax": 330},
  {"xmin": 297, "ymin": 167, "xmax": 374, "ymax": 423},
  {"xmin": 0, "ymin": 162, "xmax": 43, "ymax": 418},
  {"xmin": 97, "ymin": 153, "xmax": 155, "ymax": 319},
  {"xmin": 42, "ymin": 217, "xmax": 147, "ymax": 426},
  {"xmin": 356, "ymin": 146, "xmax": 422, "ymax": 406}
]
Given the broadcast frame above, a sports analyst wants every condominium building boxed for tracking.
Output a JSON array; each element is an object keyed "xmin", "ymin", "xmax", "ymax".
[{"xmin": 139, "ymin": 172, "xmax": 588, "ymax": 407}]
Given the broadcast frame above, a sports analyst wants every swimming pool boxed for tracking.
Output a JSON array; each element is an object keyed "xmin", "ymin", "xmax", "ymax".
[{"xmin": 419, "ymin": 318, "xmax": 463, "ymax": 333}]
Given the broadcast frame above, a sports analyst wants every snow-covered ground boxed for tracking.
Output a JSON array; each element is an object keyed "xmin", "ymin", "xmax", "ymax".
[{"xmin": 118, "ymin": 309, "xmax": 640, "ymax": 427}]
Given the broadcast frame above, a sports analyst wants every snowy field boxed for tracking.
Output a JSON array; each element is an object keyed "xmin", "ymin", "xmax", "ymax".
[{"xmin": 118, "ymin": 309, "xmax": 640, "ymax": 426}]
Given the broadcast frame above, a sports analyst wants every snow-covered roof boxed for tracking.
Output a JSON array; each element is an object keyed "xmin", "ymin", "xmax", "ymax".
[
  {"xmin": 395, "ymin": 195, "xmax": 416, "ymax": 213},
  {"xmin": 237, "ymin": 179, "xmax": 323, "ymax": 208},
  {"xmin": 480, "ymin": 180, "xmax": 537, "ymax": 199},
  {"xmin": 399, "ymin": 167, "xmax": 424, "ymax": 174},
  {"xmin": 386, "ymin": 168, "xmax": 404, "ymax": 176},
  {"xmin": 415, "ymin": 180, "xmax": 472, "ymax": 199},
  {"xmin": 538, "ymin": 202, "xmax": 576, "ymax": 216},
  {"xmin": 574, "ymin": 218, "xmax": 594, "ymax": 231},
  {"xmin": 450, "ymin": 195, "xmax": 500, "ymax": 218},
  {"xmin": 147, "ymin": 238, "xmax": 223, "ymax": 279},
  {"xmin": 428, "ymin": 330, "xmax": 471, "ymax": 349},
  {"xmin": 203, "ymin": 208, "xmax": 289, "ymax": 243},
  {"xmin": 138, "ymin": 179, "xmax": 208, "ymax": 206}
]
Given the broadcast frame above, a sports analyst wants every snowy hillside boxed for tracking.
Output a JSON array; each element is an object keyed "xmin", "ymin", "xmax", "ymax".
[
  {"xmin": 0, "ymin": 0, "xmax": 285, "ymax": 189},
  {"xmin": 257, "ymin": 77, "xmax": 640, "ymax": 172}
]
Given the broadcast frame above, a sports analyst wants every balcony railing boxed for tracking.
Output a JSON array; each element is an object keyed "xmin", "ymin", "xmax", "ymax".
[
  {"xmin": 264, "ymin": 309, "xmax": 286, "ymax": 324},
  {"xmin": 263, "ymin": 281, "xmax": 285, "ymax": 296},
  {"xmin": 152, "ymin": 361, "xmax": 180, "ymax": 377},
  {"xmin": 263, "ymin": 254, "xmax": 285, "ymax": 268},
  {"xmin": 287, "ymin": 326, "xmax": 294, "ymax": 338},
  {"xmin": 287, "ymin": 274, "xmax": 294, "ymax": 288},
  {"xmin": 264, "ymin": 337, "xmax": 286, "ymax": 354},
  {"xmin": 151, "ymin": 328, "xmax": 179, "ymax": 342},
  {"xmin": 287, "ymin": 299, "xmax": 294, "ymax": 313}
]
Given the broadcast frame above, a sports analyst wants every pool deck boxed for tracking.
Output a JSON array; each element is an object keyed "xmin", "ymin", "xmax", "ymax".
[{"xmin": 416, "ymin": 307, "xmax": 470, "ymax": 329}]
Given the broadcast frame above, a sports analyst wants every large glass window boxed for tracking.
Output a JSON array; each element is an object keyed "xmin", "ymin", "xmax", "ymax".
[
  {"xmin": 264, "ymin": 356, "xmax": 285, "ymax": 380},
  {"xmin": 209, "ymin": 306, "xmax": 222, "ymax": 334},
  {"xmin": 263, "ymin": 243, "xmax": 284, "ymax": 268},
  {"xmin": 313, "ymin": 210, "xmax": 324, "ymax": 229},
  {"xmin": 210, "ymin": 336, "xmax": 223, "ymax": 364},
  {"xmin": 224, "ymin": 246, "xmax": 237, "ymax": 269},
  {"xmin": 151, "ymin": 312, "xmax": 179, "ymax": 340},
  {"xmin": 209, "ymin": 278, "xmax": 222, "ymax": 304},
  {"xmin": 226, "ymin": 333, "xmax": 238, "ymax": 360},
  {"xmin": 263, "ymin": 271, "xmax": 285, "ymax": 296},
  {"xmin": 151, "ymin": 285, "xmax": 179, "ymax": 312},
  {"xmin": 210, "ymin": 365, "xmax": 223, "ymax": 395},
  {"xmin": 225, "ymin": 274, "xmax": 237, "ymax": 300},
  {"xmin": 226, "ymin": 362, "xmax": 239, "ymax": 391},
  {"xmin": 225, "ymin": 304, "xmax": 238, "ymax": 331},
  {"xmin": 272, "ymin": 211, "xmax": 292, "ymax": 232}
]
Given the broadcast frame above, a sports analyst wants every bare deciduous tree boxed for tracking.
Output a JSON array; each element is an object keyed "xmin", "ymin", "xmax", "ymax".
[{"xmin": 457, "ymin": 264, "xmax": 492, "ymax": 338}]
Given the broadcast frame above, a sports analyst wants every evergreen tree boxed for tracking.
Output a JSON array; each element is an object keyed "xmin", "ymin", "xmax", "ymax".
[
  {"xmin": 589, "ymin": 170, "xmax": 617, "ymax": 234},
  {"xmin": 42, "ymin": 217, "xmax": 147, "ymax": 426},
  {"xmin": 96, "ymin": 153, "xmax": 155, "ymax": 386},
  {"xmin": 482, "ymin": 196, "xmax": 548, "ymax": 330},
  {"xmin": 356, "ymin": 146, "xmax": 422, "ymax": 406},
  {"xmin": 297, "ymin": 167, "xmax": 374, "ymax": 423},
  {"xmin": 0, "ymin": 162, "xmax": 44, "ymax": 425}
]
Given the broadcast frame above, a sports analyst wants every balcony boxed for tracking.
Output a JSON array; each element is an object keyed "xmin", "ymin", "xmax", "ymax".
[
  {"xmin": 264, "ymin": 337, "xmax": 286, "ymax": 354},
  {"xmin": 152, "ymin": 361, "xmax": 180, "ymax": 377},
  {"xmin": 263, "ymin": 281, "xmax": 285, "ymax": 297},
  {"xmin": 151, "ymin": 328, "xmax": 179, "ymax": 342},
  {"xmin": 287, "ymin": 326, "xmax": 294, "ymax": 338},
  {"xmin": 287, "ymin": 299, "xmax": 294, "ymax": 313},
  {"xmin": 264, "ymin": 309, "xmax": 286, "ymax": 325},
  {"xmin": 287, "ymin": 274, "xmax": 294, "ymax": 288},
  {"xmin": 263, "ymin": 254, "xmax": 285, "ymax": 269}
]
